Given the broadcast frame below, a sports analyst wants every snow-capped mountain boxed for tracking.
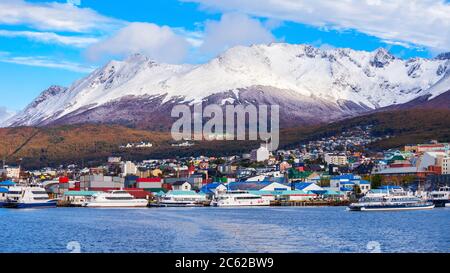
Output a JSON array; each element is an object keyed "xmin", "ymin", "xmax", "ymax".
[{"xmin": 4, "ymin": 43, "xmax": 450, "ymax": 129}]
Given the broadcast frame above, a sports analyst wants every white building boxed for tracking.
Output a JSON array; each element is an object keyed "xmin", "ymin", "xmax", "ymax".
[
  {"xmin": 108, "ymin": 157, "xmax": 122, "ymax": 164},
  {"xmin": 136, "ymin": 142, "xmax": 153, "ymax": 148},
  {"xmin": 172, "ymin": 181, "xmax": 192, "ymax": 191},
  {"xmin": 443, "ymin": 157, "xmax": 450, "ymax": 175},
  {"xmin": 4, "ymin": 166, "xmax": 20, "ymax": 179},
  {"xmin": 251, "ymin": 145, "xmax": 270, "ymax": 162},
  {"xmin": 122, "ymin": 161, "xmax": 137, "ymax": 176},
  {"xmin": 418, "ymin": 152, "xmax": 447, "ymax": 170},
  {"xmin": 324, "ymin": 153, "xmax": 348, "ymax": 166}
]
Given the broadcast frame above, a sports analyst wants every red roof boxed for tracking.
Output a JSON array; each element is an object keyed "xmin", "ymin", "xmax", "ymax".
[
  {"xmin": 137, "ymin": 178, "xmax": 161, "ymax": 183},
  {"xmin": 125, "ymin": 189, "xmax": 152, "ymax": 199},
  {"xmin": 59, "ymin": 176, "xmax": 69, "ymax": 183}
]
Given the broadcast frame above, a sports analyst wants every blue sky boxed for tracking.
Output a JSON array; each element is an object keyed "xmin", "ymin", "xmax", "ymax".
[{"xmin": 0, "ymin": 0, "xmax": 449, "ymax": 111}]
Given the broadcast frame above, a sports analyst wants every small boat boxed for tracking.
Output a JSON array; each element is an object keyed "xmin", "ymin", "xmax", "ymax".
[
  {"xmin": 82, "ymin": 190, "xmax": 148, "ymax": 208},
  {"xmin": 153, "ymin": 190, "xmax": 207, "ymax": 207},
  {"xmin": 428, "ymin": 186, "xmax": 450, "ymax": 207},
  {"xmin": 211, "ymin": 190, "xmax": 270, "ymax": 207},
  {"xmin": 3, "ymin": 186, "xmax": 57, "ymax": 208},
  {"xmin": 348, "ymin": 188, "xmax": 434, "ymax": 212}
]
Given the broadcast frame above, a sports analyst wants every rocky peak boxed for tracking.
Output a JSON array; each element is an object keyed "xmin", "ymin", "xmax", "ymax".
[
  {"xmin": 435, "ymin": 52, "xmax": 450, "ymax": 60},
  {"xmin": 27, "ymin": 85, "xmax": 67, "ymax": 109},
  {"xmin": 371, "ymin": 48, "xmax": 395, "ymax": 68}
]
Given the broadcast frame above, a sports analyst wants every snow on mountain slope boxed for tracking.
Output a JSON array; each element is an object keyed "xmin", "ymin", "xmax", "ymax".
[
  {"xmin": 427, "ymin": 66, "xmax": 450, "ymax": 99},
  {"xmin": 5, "ymin": 43, "xmax": 449, "ymax": 128}
]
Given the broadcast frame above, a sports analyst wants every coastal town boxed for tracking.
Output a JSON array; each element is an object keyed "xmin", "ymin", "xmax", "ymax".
[{"xmin": 1, "ymin": 132, "xmax": 449, "ymax": 209}]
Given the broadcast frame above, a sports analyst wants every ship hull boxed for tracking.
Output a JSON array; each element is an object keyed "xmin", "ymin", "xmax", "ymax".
[
  {"xmin": 348, "ymin": 204, "xmax": 435, "ymax": 212},
  {"xmin": 3, "ymin": 200, "xmax": 57, "ymax": 209},
  {"xmin": 428, "ymin": 200, "xmax": 450, "ymax": 208},
  {"xmin": 83, "ymin": 201, "xmax": 148, "ymax": 208}
]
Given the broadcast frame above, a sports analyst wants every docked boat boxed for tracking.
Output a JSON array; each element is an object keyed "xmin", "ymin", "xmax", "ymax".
[
  {"xmin": 348, "ymin": 188, "xmax": 434, "ymax": 212},
  {"xmin": 211, "ymin": 190, "xmax": 270, "ymax": 207},
  {"xmin": 3, "ymin": 186, "xmax": 57, "ymax": 208},
  {"xmin": 153, "ymin": 190, "xmax": 207, "ymax": 207},
  {"xmin": 82, "ymin": 190, "xmax": 148, "ymax": 208},
  {"xmin": 0, "ymin": 180, "xmax": 16, "ymax": 207},
  {"xmin": 0, "ymin": 187, "xmax": 8, "ymax": 207},
  {"xmin": 428, "ymin": 186, "xmax": 450, "ymax": 207}
]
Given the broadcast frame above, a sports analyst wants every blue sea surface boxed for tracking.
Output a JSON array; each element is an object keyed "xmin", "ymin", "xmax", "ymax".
[{"xmin": 0, "ymin": 207, "xmax": 448, "ymax": 253}]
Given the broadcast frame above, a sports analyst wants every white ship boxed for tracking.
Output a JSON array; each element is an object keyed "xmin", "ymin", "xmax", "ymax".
[
  {"xmin": 82, "ymin": 190, "xmax": 148, "ymax": 208},
  {"xmin": 3, "ymin": 186, "xmax": 57, "ymax": 208},
  {"xmin": 153, "ymin": 190, "xmax": 207, "ymax": 207},
  {"xmin": 349, "ymin": 188, "xmax": 434, "ymax": 212},
  {"xmin": 211, "ymin": 190, "xmax": 270, "ymax": 207},
  {"xmin": 428, "ymin": 186, "xmax": 450, "ymax": 207}
]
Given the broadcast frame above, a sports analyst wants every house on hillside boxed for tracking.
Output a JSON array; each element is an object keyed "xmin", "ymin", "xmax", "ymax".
[
  {"xmin": 172, "ymin": 181, "xmax": 192, "ymax": 191},
  {"xmin": 330, "ymin": 174, "xmax": 371, "ymax": 195}
]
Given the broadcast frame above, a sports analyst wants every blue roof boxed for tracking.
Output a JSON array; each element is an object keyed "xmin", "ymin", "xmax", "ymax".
[
  {"xmin": 332, "ymin": 174, "xmax": 356, "ymax": 180},
  {"xmin": 264, "ymin": 177, "xmax": 288, "ymax": 184},
  {"xmin": 0, "ymin": 187, "xmax": 8, "ymax": 193},
  {"xmin": 294, "ymin": 182, "xmax": 314, "ymax": 190},
  {"xmin": 359, "ymin": 180, "xmax": 371, "ymax": 185},
  {"xmin": 340, "ymin": 187, "xmax": 354, "ymax": 191},
  {"xmin": 310, "ymin": 190, "xmax": 328, "ymax": 195},
  {"xmin": 228, "ymin": 181, "xmax": 273, "ymax": 191},
  {"xmin": 340, "ymin": 181, "xmax": 355, "ymax": 185},
  {"xmin": 0, "ymin": 180, "xmax": 16, "ymax": 187},
  {"xmin": 200, "ymin": 182, "xmax": 224, "ymax": 194}
]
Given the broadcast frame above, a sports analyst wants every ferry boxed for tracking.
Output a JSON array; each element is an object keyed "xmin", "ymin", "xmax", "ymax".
[
  {"xmin": 348, "ymin": 188, "xmax": 434, "ymax": 212},
  {"xmin": 82, "ymin": 190, "xmax": 148, "ymax": 208},
  {"xmin": 3, "ymin": 186, "xmax": 57, "ymax": 208},
  {"xmin": 153, "ymin": 190, "xmax": 207, "ymax": 207},
  {"xmin": 428, "ymin": 186, "xmax": 450, "ymax": 207},
  {"xmin": 211, "ymin": 190, "xmax": 270, "ymax": 207}
]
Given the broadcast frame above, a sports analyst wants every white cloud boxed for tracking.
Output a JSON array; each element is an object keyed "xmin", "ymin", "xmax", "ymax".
[
  {"xmin": 0, "ymin": 30, "xmax": 99, "ymax": 48},
  {"xmin": 0, "ymin": 0, "xmax": 123, "ymax": 33},
  {"xmin": 173, "ymin": 28, "xmax": 204, "ymax": 48},
  {"xmin": 184, "ymin": 0, "xmax": 450, "ymax": 51},
  {"xmin": 200, "ymin": 13, "xmax": 275, "ymax": 54},
  {"xmin": 0, "ymin": 106, "xmax": 17, "ymax": 127},
  {"xmin": 199, "ymin": 13, "xmax": 275, "ymax": 56},
  {"xmin": 86, "ymin": 22, "xmax": 190, "ymax": 64},
  {"xmin": 0, "ymin": 53, "xmax": 96, "ymax": 73}
]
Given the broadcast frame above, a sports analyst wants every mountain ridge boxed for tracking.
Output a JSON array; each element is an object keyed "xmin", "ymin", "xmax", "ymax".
[{"xmin": 4, "ymin": 43, "xmax": 450, "ymax": 129}]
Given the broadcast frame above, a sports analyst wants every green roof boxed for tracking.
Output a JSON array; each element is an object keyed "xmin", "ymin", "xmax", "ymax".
[
  {"xmin": 64, "ymin": 191, "xmax": 99, "ymax": 196},
  {"xmin": 145, "ymin": 188, "xmax": 168, "ymax": 193},
  {"xmin": 390, "ymin": 155, "xmax": 405, "ymax": 161},
  {"xmin": 288, "ymin": 169, "xmax": 313, "ymax": 179}
]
